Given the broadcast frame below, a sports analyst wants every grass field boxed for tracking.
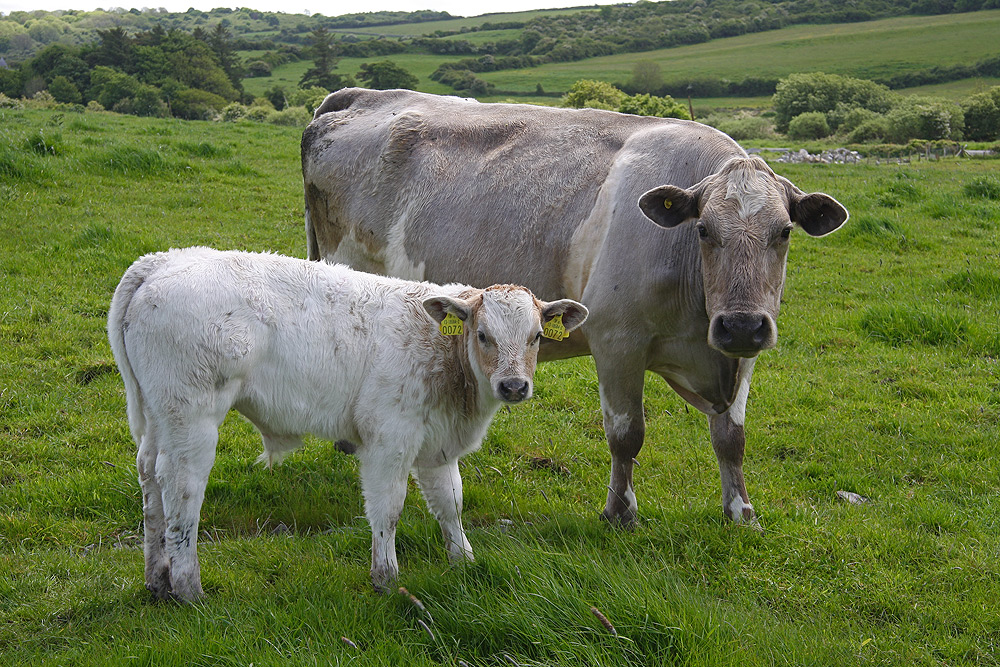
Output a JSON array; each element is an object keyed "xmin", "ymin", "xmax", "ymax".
[
  {"xmin": 2, "ymin": 106, "xmax": 1000, "ymax": 665},
  {"xmin": 478, "ymin": 9, "xmax": 1000, "ymax": 94},
  {"xmin": 240, "ymin": 9, "xmax": 1000, "ymax": 106}
]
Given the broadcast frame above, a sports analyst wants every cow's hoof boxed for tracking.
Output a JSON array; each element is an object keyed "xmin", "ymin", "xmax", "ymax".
[{"xmin": 599, "ymin": 508, "xmax": 637, "ymax": 530}]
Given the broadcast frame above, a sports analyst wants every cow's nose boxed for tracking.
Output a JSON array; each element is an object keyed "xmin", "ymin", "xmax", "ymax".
[
  {"xmin": 710, "ymin": 313, "xmax": 774, "ymax": 356},
  {"xmin": 498, "ymin": 378, "xmax": 530, "ymax": 403}
]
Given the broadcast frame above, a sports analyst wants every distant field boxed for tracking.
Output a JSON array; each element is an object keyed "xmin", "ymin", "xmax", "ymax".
[
  {"xmin": 339, "ymin": 7, "xmax": 594, "ymax": 37},
  {"xmin": 479, "ymin": 10, "xmax": 1000, "ymax": 94}
]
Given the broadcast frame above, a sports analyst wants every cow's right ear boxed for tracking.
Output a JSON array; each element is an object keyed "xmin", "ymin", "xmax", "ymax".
[
  {"xmin": 638, "ymin": 185, "xmax": 701, "ymax": 228},
  {"xmin": 423, "ymin": 296, "xmax": 472, "ymax": 324}
]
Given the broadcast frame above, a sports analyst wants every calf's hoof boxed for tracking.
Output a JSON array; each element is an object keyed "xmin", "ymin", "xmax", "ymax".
[{"xmin": 599, "ymin": 506, "xmax": 637, "ymax": 530}]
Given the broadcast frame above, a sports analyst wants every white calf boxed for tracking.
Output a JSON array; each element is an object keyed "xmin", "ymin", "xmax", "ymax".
[{"xmin": 107, "ymin": 247, "xmax": 587, "ymax": 601}]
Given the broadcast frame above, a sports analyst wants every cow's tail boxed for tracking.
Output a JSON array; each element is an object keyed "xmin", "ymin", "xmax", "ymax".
[{"xmin": 107, "ymin": 252, "xmax": 168, "ymax": 447}]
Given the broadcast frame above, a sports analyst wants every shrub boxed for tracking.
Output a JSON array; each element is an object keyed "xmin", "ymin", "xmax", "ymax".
[
  {"xmin": 617, "ymin": 93, "xmax": 690, "ymax": 119},
  {"xmin": 847, "ymin": 118, "xmax": 889, "ymax": 143},
  {"xmin": 266, "ymin": 106, "xmax": 313, "ymax": 127},
  {"xmin": 170, "ymin": 88, "xmax": 228, "ymax": 120},
  {"xmin": 885, "ymin": 97, "xmax": 963, "ymax": 143},
  {"xmin": 705, "ymin": 114, "xmax": 775, "ymax": 141},
  {"xmin": 221, "ymin": 102, "xmax": 248, "ymax": 122},
  {"xmin": 961, "ymin": 88, "xmax": 1000, "ymax": 142},
  {"xmin": 561, "ymin": 79, "xmax": 626, "ymax": 111},
  {"xmin": 246, "ymin": 60, "xmax": 273, "ymax": 77},
  {"xmin": 48, "ymin": 75, "xmax": 81, "ymax": 105},
  {"xmin": 787, "ymin": 111, "xmax": 830, "ymax": 140},
  {"xmin": 773, "ymin": 72, "xmax": 894, "ymax": 132},
  {"xmin": 0, "ymin": 93, "xmax": 24, "ymax": 109}
]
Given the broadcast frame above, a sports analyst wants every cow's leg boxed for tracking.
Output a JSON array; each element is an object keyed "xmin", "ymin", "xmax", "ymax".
[
  {"xmin": 594, "ymin": 357, "xmax": 646, "ymax": 527},
  {"xmin": 357, "ymin": 444, "xmax": 416, "ymax": 592},
  {"xmin": 137, "ymin": 429, "xmax": 170, "ymax": 599},
  {"xmin": 708, "ymin": 363, "xmax": 757, "ymax": 524},
  {"xmin": 155, "ymin": 418, "xmax": 218, "ymax": 603},
  {"xmin": 414, "ymin": 459, "xmax": 473, "ymax": 564}
]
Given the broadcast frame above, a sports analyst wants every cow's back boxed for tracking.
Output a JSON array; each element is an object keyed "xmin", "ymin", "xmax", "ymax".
[{"xmin": 302, "ymin": 89, "xmax": 741, "ymax": 300}]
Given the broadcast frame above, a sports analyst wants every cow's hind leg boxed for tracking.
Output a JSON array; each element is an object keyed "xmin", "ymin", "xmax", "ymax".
[
  {"xmin": 414, "ymin": 460, "xmax": 473, "ymax": 564},
  {"xmin": 595, "ymin": 358, "xmax": 646, "ymax": 528},
  {"xmin": 155, "ymin": 417, "xmax": 219, "ymax": 602},
  {"xmin": 137, "ymin": 429, "xmax": 170, "ymax": 599}
]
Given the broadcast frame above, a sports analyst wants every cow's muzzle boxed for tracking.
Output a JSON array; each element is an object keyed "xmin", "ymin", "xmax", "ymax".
[
  {"xmin": 709, "ymin": 312, "xmax": 776, "ymax": 358},
  {"xmin": 496, "ymin": 377, "xmax": 532, "ymax": 403}
]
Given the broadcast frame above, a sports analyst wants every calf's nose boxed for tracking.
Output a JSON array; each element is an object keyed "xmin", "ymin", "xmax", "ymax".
[{"xmin": 498, "ymin": 378, "xmax": 531, "ymax": 403}]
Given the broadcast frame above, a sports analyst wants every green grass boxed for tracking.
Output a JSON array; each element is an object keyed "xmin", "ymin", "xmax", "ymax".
[
  {"xmin": 478, "ymin": 10, "xmax": 1000, "ymax": 94},
  {"xmin": 2, "ymin": 107, "xmax": 1000, "ymax": 665}
]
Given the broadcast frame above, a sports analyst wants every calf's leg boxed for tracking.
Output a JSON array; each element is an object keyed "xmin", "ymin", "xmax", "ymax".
[
  {"xmin": 708, "ymin": 364, "xmax": 757, "ymax": 524},
  {"xmin": 137, "ymin": 429, "xmax": 169, "ymax": 599},
  {"xmin": 414, "ymin": 460, "xmax": 473, "ymax": 564},
  {"xmin": 155, "ymin": 418, "xmax": 219, "ymax": 602},
  {"xmin": 358, "ymin": 445, "xmax": 416, "ymax": 592}
]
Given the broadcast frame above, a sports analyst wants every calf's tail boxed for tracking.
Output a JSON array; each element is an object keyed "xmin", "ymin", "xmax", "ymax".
[{"xmin": 107, "ymin": 252, "xmax": 168, "ymax": 447}]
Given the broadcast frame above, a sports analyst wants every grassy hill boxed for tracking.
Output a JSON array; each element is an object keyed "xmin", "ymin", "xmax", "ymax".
[{"xmin": 241, "ymin": 9, "xmax": 1000, "ymax": 105}]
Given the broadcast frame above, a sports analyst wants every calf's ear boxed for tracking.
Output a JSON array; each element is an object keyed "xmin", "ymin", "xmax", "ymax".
[
  {"xmin": 423, "ymin": 295, "xmax": 472, "ymax": 324},
  {"xmin": 541, "ymin": 299, "xmax": 589, "ymax": 332},
  {"xmin": 790, "ymin": 191, "xmax": 849, "ymax": 237},
  {"xmin": 638, "ymin": 184, "xmax": 701, "ymax": 228}
]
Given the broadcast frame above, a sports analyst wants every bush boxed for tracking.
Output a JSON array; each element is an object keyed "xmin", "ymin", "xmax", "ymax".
[
  {"xmin": 561, "ymin": 79, "xmax": 626, "ymax": 111},
  {"xmin": 961, "ymin": 87, "xmax": 1000, "ymax": 142},
  {"xmin": 246, "ymin": 60, "xmax": 273, "ymax": 77},
  {"xmin": 847, "ymin": 118, "xmax": 889, "ymax": 143},
  {"xmin": 221, "ymin": 102, "xmax": 248, "ymax": 122},
  {"xmin": 170, "ymin": 88, "xmax": 228, "ymax": 120},
  {"xmin": 266, "ymin": 106, "xmax": 313, "ymax": 127},
  {"xmin": 617, "ymin": 93, "xmax": 690, "ymax": 120},
  {"xmin": 787, "ymin": 111, "xmax": 830, "ymax": 140},
  {"xmin": 0, "ymin": 93, "xmax": 24, "ymax": 109},
  {"xmin": 703, "ymin": 114, "xmax": 775, "ymax": 141},
  {"xmin": 773, "ymin": 72, "xmax": 894, "ymax": 132},
  {"xmin": 48, "ymin": 75, "xmax": 81, "ymax": 105},
  {"xmin": 884, "ymin": 97, "xmax": 963, "ymax": 143}
]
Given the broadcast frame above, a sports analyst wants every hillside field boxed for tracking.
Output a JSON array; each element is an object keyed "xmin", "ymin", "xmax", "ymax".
[{"xmin": 2, "ymin": 106, "xmax": 1000, "ymax": 665}]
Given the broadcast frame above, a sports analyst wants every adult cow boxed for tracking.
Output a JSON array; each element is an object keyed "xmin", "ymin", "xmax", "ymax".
[{"xmin": 301, "ymin": 88, "xmax": 848, "ymax": 527}]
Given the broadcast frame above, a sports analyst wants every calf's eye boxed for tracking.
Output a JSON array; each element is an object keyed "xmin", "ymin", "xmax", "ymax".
[
  {"xmin": 780, "ymin": 226, "xmax": 792, "ymax": 239},
  {"xmin": 477, "ymin": 331, "xmax": 487, "ymax": 343},
  {"xmin": 696, "ymin": 223, "xmax": 708, "ymax": 239}
]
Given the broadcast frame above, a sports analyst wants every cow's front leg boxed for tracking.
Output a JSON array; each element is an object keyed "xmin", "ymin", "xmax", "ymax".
[
  {"xmin": 358, "ymin": 447, "xmax": 413, "ymax": 592},
  {"xmin": 708, "ymin": 366, "xmax": 756, "ymax": 524},
  {"xmin": 414, "ymin": 459, "xmax": 474, "ymax": 564},
  {"xmin": 595, "ymin": 359, "xmax": 646, "ymax": 527}
]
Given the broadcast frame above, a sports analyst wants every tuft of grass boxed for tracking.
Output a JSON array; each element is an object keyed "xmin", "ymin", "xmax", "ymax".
[
  {"xmin": 963, "ymin": 175, "xmax": 1000, "ymax": 200},
  {"xmin": 174, "ymin": 141, "xmax": 232, "ymax": 159},
  {"xmin": 24, "ymin": 130, "xmax": 63, "ymax": 156},
  {"xmin": 90, "ymin": 145, "xmax": 182, "ymax": 176},
  {"xmin": 944, "ymin": 269, "xmax": 1000, "ymax": 300},
  {"xmin": 858, "ymin": 303, "xmax": 971, "ymax": 348}
]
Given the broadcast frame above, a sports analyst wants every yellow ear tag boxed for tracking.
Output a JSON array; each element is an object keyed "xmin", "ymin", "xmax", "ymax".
[
  {"xmin": 542, "ymin": 313, "xmax": 569, "ymax": 341},
  {"xmin": 663, "ymin": 199, "xmax": 673, "ymax": 209},
  {"xmin": 439, "ymin": 312, "xmax": 464, "ymax": 336}
]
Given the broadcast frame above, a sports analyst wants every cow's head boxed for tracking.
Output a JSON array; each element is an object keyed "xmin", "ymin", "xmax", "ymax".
[
  {"xmin": 424, "ymin": 286, "xmax": 588, "ymax": 403},
  {"xmin": 639, "ymin": 156, "xmax": 848, "ymax": 358}
]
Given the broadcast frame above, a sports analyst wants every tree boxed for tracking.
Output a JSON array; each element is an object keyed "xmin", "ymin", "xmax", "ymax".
[
  {"xmin": 48, "ymin": 75, "xmax": 81, "ymax": 104},
  {"xmin": 773, "ymin": 72, "xmax": 894, "ymax": 132},
  {"xmin": 92, "ymin": 27, "xmax": 135, "ymax": 73},
  {"xmin": 961, "ymin": 87, "xmax": 1000, "ymax": 141},
  {"xmin": 626, "ymin": 60, "xmax": 664, "ymax": 95},
  {"xmin": 618, "ymin": 93, "xmax": 690, "ymax": 119},
  {"xmin": 300, "ymin": 27, "xmax": 353, "ymax": 91},
  {"xmin": 208, "ymin": 23, "xmax": 243, "ymax": 92},
  {"xmin": 357, "ymin": 61, "xmax": 418, "ymax": 90}
]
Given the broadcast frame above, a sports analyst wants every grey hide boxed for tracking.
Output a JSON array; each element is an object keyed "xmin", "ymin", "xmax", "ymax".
[{"xmin": 301, "ymin": 88, "xmax": 849, "ymax": 526}]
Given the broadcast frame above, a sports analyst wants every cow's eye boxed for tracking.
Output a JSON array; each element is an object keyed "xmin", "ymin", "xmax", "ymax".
[
  {"xmin": 780, "ymin": 225, "xmax": 792, "ymax": 240},
  {"xmin": 533, "ymin": 331, "xmax": 542, "ymax": 344},
  {"xmin": 477, "ymin": 330, "xmax": 488, "ymax": 344},
  {"xmin": 696, "ymin": 223, "xmax": 708, "ymax": 239}
]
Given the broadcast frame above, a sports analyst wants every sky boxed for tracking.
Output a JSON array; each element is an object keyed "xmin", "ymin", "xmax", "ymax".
[{"xmin": 0, "ymin": 0, "xmax": 617, "ymax": 18}]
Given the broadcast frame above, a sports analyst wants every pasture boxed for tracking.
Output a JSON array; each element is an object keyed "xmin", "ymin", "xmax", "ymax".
[{"xmin": 2, "ymin": 106, "xmax": 1000, "ymax": 665}]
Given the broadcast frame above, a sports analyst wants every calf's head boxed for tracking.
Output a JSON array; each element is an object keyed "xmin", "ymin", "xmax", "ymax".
[
  {"xmin": 424, "ymin": 286, "xmax": 588, "ymax": 403},
  {"xmin": 639, "ymin": 156, "xmax": 848, "ymax": 358}
]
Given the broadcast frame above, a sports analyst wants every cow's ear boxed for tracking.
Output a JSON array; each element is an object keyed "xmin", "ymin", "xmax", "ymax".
[
  {"xmin": 541, "ymin": 299, "xmax": 589, "ymax": 332},
  {"xmin": 423, "ymin": 296, "xmax": 472, "ymax": 324},
  {"xmin": 638, "ymin": 185, "xmax": 700, "ymax": 228},
  {"xmin": 790, "ymin": 192, "xmax": 849, "ymax": 237}
]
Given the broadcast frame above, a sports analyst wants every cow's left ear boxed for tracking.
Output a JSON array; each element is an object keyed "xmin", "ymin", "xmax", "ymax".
[
  {"xmin": 541, "ymin": 299, "xmax": 589, "ymax": 332},
  {"xmin": 638, "ymin": 184, "xmax": 701, "ymax": 228},
  {"xmin": 423, "ymin": 295, "xmax": 472, "ymax": 324},
  {"xmin": 787, "ymin": 188, "xmax": 849, "ymax": 237}
]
